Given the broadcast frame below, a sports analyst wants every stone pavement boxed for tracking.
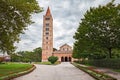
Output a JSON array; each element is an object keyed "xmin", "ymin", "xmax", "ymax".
[{"xmin": 13, "ymin": 62, "xmax": 95, "ymax": 80}]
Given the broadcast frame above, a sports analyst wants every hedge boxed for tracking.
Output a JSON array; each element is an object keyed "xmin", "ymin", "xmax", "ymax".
[
  {"xmin": 75, "ymin": 59, "xmax": 120, "ymax": 69},
  {"xmin": 72, "ymin": 63, "xmax": 117, "ymax": 80}
]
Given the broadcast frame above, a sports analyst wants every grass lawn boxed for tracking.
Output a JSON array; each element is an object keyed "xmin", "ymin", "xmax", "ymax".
[
  {"xmin": 34, "ymin": 61, "xmax": 60, "ymax": 65},
  {"xmin": 113, "ymin": 69, "xmax": 120, "ymax": 72},
  {"xmin": 0, "ymin": 63, "xmax": 33, "ymax": 77},
  {"xmin": 34, "ymin": 62, "xmax": 51, "ymax": 65}
]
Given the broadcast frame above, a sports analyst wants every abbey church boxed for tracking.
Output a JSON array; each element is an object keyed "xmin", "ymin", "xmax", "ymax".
[{"xmin": 42, "ymin": 7, "xmax": 73, "ymax": 62}]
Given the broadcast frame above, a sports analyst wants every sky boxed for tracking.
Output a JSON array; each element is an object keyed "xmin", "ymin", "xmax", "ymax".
[{"xmin": 15, "ymin": 0, "xmax": 120, "ymax": 52}]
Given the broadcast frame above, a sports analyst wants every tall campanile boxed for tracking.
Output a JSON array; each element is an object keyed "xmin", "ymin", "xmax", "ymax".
[{"xmin": 42, "ymin": 7, "xmax": 53, "ymax": 61}]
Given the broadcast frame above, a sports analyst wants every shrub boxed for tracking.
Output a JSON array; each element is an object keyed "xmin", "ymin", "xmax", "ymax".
[
  {"xmin": 75, "ymin": 59, "xmax": 120, "ymax": 69},
  {"xmin": 22, "ymin": 58, "xmax": 31, "ymax": 63},
  {"xmin": 48, "ymin": 56, "xmax": 58, "ymax": 64}
]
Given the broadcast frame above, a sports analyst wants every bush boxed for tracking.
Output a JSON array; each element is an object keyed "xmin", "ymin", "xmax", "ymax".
[
  {"xmin": 48, "ymin": 56, "xmax": 58, "ymax": 64},
  {"xmin": 72, "ymin": 63, "xmax": 117, "ymax": 80},
  {"xmin": 0, "ymin": 57, "xmax": 4, "ymax": 63},
  {"xmin": 75, "ymin": 59, "xmax": 120, "ymax": 69},
  {"xmin": 22, "ymin": 58, "xmax": 31, "ymax": 63}
]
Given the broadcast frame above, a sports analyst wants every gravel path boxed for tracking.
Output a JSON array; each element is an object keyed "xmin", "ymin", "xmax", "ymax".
[{"xmin": 13, "ymin": 62, "xmax": 95, "ymax": 80}]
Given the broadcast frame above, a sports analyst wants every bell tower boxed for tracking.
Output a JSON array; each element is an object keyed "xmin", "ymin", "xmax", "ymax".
[{"xmin": 42, "ymin": 7, "xmax": 53, "ymax": 61}]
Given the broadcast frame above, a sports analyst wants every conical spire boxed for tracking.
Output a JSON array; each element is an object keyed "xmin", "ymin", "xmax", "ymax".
[{"xmin": 45, "ymin": 7, "xmax": 51, "ymax": 16}]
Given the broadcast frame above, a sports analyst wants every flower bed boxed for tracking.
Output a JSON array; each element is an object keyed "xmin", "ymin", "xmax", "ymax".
[{"xmin": 72, "ymin": 63, "xmax": 117, "ymax": 80}]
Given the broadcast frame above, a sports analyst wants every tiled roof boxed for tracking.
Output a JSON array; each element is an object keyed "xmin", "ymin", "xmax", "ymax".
[
  {"xmin": 60, "ymin": 43, "xmax": 72, "ymax": 48},
  {"xmin": 45, "ymin": 7, "xmax": 51, "ymax": 16}
]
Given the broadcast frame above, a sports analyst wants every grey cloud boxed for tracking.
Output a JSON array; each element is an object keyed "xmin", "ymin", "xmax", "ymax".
[{"xmin": 15, "ymin": 0, "xmax": 120, "ymax": 51}]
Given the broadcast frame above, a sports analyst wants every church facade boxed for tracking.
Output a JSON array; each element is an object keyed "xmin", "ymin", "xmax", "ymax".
[{"xmin": 42, "ymin": 7, "xmax": 73, "ymax": 62}]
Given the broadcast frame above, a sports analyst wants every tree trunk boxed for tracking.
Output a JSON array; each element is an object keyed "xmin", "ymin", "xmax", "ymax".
[{"xmin": 108, "ymin": 48, "xmax": 112, "ymax": 58}]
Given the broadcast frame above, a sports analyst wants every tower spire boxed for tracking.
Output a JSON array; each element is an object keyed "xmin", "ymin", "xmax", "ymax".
[
  {"xmin": 42, "ymin": 7, "xmax": 53, "ymax": 61},
  {"xmin": 45, "ymin": 7, "xmax": 51, "ymax": 16}
]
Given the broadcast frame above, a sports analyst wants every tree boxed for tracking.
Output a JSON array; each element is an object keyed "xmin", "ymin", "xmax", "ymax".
[
  {"xmin": 89, "ymin": 52, "xmax": 107, "ymax": 60},
  {"xmin": 53, "ymin": 48, "xmax": 57, "ymax": 51},
  {"xmin": 33, "ymin": 47, "xmax": 42, "ymax": 62},
  {"xmin": 0, "ymin": 0, "xmax": 42, "ymax": 54},
  {"xmin": 12, "ymin": 47, "xmax": 42, "ymax": 62},
  {"xmin": 11, "ymin": 53, "xmax": 22, "ymax": 62},
  {"xmin": 48, "ymin": 56, "xmax": 58, "ymax": 64},
  {"xmin": 73, "ymin": 0, "xmax": 120, "ymax": 58},
  {"xmin": 112, "ymin": 49, "xmax": 120, "ymax": 58}
]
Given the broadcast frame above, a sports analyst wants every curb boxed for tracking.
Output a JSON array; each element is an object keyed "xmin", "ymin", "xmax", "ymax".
[
  {"xmin": 72, "ymin": 63, "xmax": 117, "ymax": 80},
  {"xmin": 0, "ymin": 64, "xmax": 36, "ymax": 80}
]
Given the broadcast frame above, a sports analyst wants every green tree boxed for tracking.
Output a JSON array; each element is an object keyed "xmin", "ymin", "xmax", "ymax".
[
  {"xmin": 53, "ymin": 48, "xmax": 57, "ymax": 51},
  {"xmin": 89, "ymin": 52, "xmax": 107, "ymax": 60},
  {"xmin": 14, "ymin": 47, "xmax": 42, "ymax": 62},
  {"xmin": 0, "ymin": 0, "xmax": 42, "ymax": 54},
  {"xmin": 33, "ymin": 47, "xmax": 42, "ymax": 62},
  {"xmin": 73, "ymin": 0, "xmax": 120, "ymax": 58},
  {"xmin": 48, "ymin": 56, "xmax": 58, "ymax": 64},
  {"xmin": 11, "ymin": 53, "xmax": 22, "ymax": 62},
  {"xmin": 112, "ymin": 49, "xmax": 120, "ymax": 58}
]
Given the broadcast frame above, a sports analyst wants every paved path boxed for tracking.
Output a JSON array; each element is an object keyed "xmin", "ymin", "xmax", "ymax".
[{"xmin": 13, "ymin": 62, "xmax": 95, "ymax": 80}]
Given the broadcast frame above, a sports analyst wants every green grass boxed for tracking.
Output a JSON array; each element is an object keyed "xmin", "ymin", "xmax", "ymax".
[
  {"xmin": 0, "ymin": 63, "xmax": 33, "ymax": 77},
  {"xmin": 113, "ymin": 69, "xmax": 120, "ymax": 72},
  {"xmin": 35, "ymin": 62, "xmax": 52, "ymax": 65},
  {"xmin": 34, "ymin": 61, "xmax": 60, "ymax": 65}
]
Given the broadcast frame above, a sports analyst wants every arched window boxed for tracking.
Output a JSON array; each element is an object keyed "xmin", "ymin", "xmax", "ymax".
[
  {"xmin": 46, "ymin": 23, "xmax": 49, "ymax": 27},
  {"xmin": 46, "ymin": 32, "xmax": 49, "ymax": 35},
  {"xmin": 46, "ymin": 37, "xmax": 48, "ymax": 40},
  {"xmin": 67, "ymin": 48, "xmax": 69, "ymax": 51},
  {"xmin": 46, "ymin": 28, "xmax": 49, "ymax": 31},
  {"xmin": 46, "ymin": 18, "xmax": 50, "ymax": 20}
]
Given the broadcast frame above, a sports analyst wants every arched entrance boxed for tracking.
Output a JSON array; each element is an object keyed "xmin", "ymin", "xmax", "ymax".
[
  {"xmin": 69, "ymin": 57, "xmax": 71, "ymax": 62},
  {"xmin": 61, "ymin": 56, "xmax": 72, "ymax": 62},
  {"xmin": 65, "ymin": 57, "xmax": 68, "ymax": 62},
  {"xmin": 61, "ymin": 57, "xmax": 64, "ymax": 62}
]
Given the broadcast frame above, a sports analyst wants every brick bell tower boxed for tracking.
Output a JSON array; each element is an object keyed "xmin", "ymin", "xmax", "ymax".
[{"xmin": 42, "ymin": 7, "xmax": 53, "ymax": 61}]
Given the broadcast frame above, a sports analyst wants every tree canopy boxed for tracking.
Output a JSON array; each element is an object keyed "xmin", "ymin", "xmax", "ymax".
[
  {"xmin": 11, "ymin": 47, "xmax": 42, "ymax": 62},
  {"xmin": 0, "ymin": 0, "xmax": 42, "ymax": 54},
  {"xmin": 73, "ymin": 0, "xmax": 120, "ymax": 59}
]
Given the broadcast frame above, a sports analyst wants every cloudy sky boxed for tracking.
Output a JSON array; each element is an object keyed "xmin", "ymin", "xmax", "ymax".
[{"xmin": 15, "ymin": 0, "xmax": 120, "ymax": 51}]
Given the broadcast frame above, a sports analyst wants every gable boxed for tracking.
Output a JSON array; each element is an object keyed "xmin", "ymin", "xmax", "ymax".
[{"xmin": 60, "ymin": 44, "xmax": 72, "ymax": 51}]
